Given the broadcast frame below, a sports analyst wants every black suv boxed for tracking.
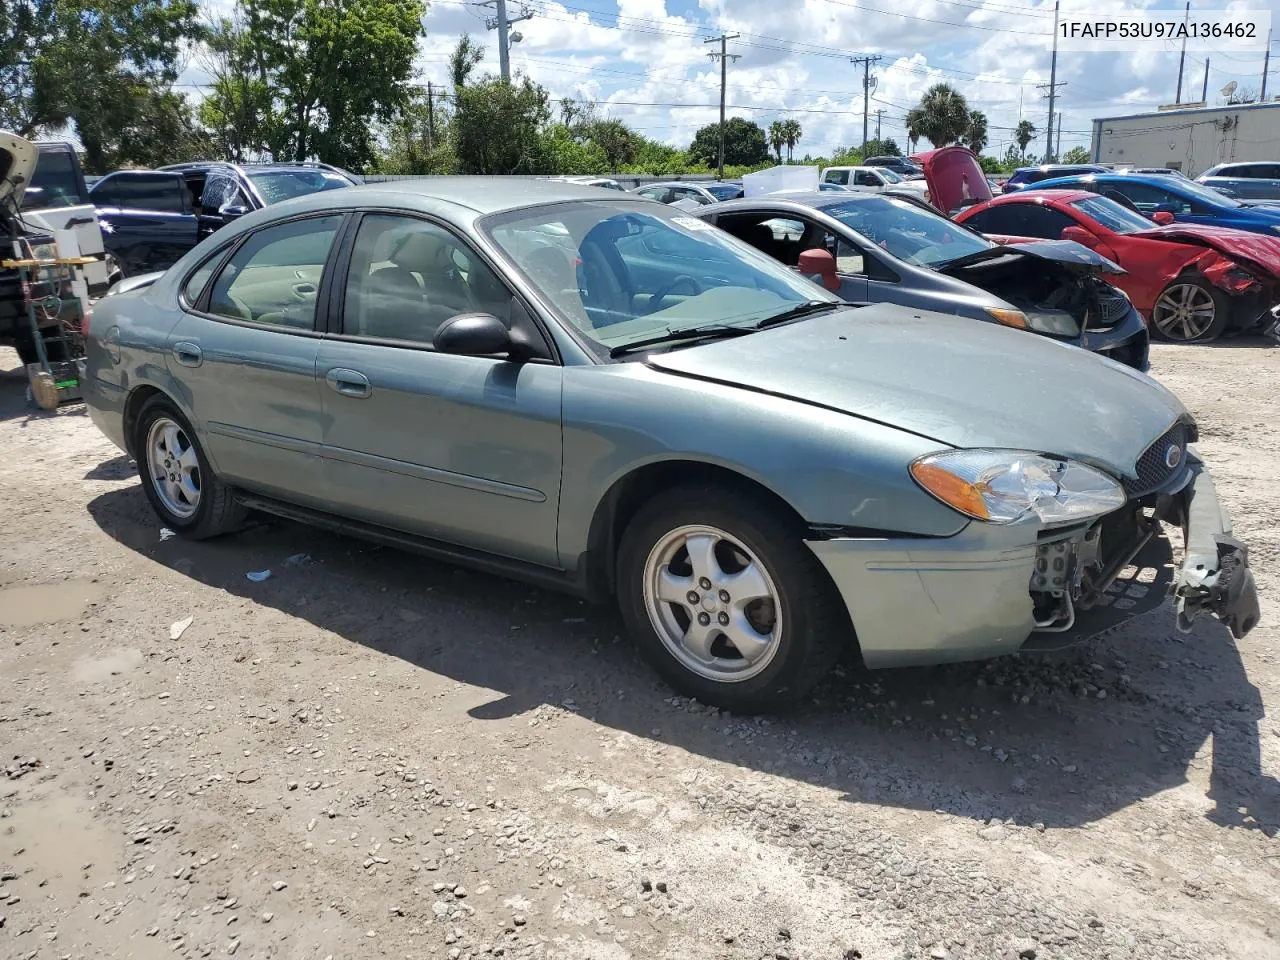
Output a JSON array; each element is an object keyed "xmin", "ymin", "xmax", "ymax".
[{"xmin": 89, "ymin": 161, "xmax": 359, "ymax": 278}]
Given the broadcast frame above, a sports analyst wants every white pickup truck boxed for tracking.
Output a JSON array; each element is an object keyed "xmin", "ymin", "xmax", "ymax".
[{"xmin": 821, "ymin": 165, "xmax": 931, "ymax": 203}]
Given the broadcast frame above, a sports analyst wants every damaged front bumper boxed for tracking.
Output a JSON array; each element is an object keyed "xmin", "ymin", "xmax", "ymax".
[{"xmin": 806, "ymin": 450, "xmax": 1259, "ymax": 669}]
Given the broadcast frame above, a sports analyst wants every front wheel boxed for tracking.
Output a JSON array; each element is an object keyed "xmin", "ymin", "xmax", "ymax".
[
  {"xmin": 134, "ymin": 396, "xmax": 246, "ymax": 539},
  {"xmin": 616, "ymin": 485, "xmax": 848, "ymax": 712},
  {"xmin": 1150, "ymin": 278, "xmax": 1230, "ymax": 342}
]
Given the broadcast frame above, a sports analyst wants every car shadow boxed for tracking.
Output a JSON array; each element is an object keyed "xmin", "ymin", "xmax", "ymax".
[
  {"xmin": 0, "ymin": 362, "xmax": 88, "ymax": 423},
  {"xmin": 84, "ymin": 482, "xmax": 1278, "ymax": 837}
]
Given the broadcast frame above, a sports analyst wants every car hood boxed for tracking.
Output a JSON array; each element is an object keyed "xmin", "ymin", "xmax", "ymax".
[
  {"xmin": 0, "ymin": 130, "xmax": 36, "ymax": 207},
  {"xmin": 937, "ymin": 238, "xmax": 1126, "ymax": 277},
  {"xmin": 1133, "ymin": 223, "xmax": 1280, "ymax": 279},
  {"xmin": 912, "ymin": 146, "xmax": 994, "ymax": 214},
  {"xmin": 644, "ymin": 304, "xmax": 1184, "ymax": 479}
]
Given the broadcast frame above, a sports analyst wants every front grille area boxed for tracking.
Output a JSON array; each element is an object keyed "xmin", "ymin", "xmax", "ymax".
[
  {"xmin": 1123, "ymin": 421, "xmax": 1191, "ymax": 497},
  {"xmin": 1092, "ymin": 285, "xmax": 1131, "ymax": 328}
]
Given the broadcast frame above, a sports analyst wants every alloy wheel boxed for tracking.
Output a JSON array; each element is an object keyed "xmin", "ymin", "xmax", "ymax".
[
  {"xmin": 1152, "ymin": 283, "xmax": 1217, "ymax": 341},
  {"xmin": 146, "ymin": 416, "xmax": 201, "ymax": 519},
  {"xmin": 642, "ymin": 524, "xmax": 783, "ymax": 683}
]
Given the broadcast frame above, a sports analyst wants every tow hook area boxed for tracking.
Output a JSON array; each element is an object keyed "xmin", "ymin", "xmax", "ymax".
[{"xmin": 1176, "ymin": 534, "xmax": 1260, "ymax": 639}]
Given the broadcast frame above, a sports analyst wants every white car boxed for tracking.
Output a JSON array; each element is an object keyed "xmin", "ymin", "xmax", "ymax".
[{"xmin": 822, "ymin": 165, "xmax": 930, "ymax": 203}]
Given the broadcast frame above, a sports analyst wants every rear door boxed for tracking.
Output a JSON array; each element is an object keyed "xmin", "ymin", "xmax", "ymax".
[
  {"xmin": 91, "ymin": 172, "xmax": 199, "ymax": 276},
  {"xmin": 315, "ymin": 213, "xmax": 564, "ymax": 565},
  {"xmin": 166, "ymin": 213, "xmax": 345, "ymax": 502},
  {"xmin": 19, "ymin": 143, "xmax": 108, "ymax": 293}
]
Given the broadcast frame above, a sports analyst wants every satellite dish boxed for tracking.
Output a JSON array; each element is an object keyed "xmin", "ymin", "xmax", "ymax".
[
  {"xmin": 509, "ymin": 30, "xmax": 523, "ymax": 43},
  {"xmin": 1221, "ymin": 80, "xmax": 1238, "ymax": 97}
]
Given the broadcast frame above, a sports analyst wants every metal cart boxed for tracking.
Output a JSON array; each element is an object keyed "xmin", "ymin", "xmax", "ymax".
[{"xmin": 0, "ymin": 254, "xmax": 95, "ymax": 411}]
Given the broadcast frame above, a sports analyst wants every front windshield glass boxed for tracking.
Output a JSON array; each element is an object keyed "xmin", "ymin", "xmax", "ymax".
[
  {"xmin": 878, "ymin": 168, "xmax": 905, "ymax": 183},
  {"xmin": 1168, "ymin": 177, "xmax": 1242, "ymax": 208},
  {"xmin": 1070, "ymin": 195, "xmax": 1157, "ymax": 234},
  {"xmin": 485, "ymin": 201, "xmax": 840, "ymax": 352},
  {"xmin": 248, "ymin": 169, "xmax": 355, "ymax": 204},
  {"xmin": 820, "ymin": 195, "xmax": 992, "ymax": 267}
]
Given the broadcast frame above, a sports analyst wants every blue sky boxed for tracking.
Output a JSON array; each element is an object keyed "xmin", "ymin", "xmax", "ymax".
[{"xmin": 192, "ymin": 0, "xmax": 1280, "ymax": 159}]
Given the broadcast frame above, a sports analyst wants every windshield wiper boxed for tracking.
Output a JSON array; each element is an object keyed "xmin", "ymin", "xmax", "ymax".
[
  {"xmin": 755, "ymin": 300, "xmax": 841, "ymax": 329},
  {"xmin": 608, "ymin": 324, "xmax": 755, "ymax": 358}
]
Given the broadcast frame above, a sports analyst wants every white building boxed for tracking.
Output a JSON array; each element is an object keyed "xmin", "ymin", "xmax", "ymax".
[{"xmin": 1089, "ymin": 100, "xmax": 1280, "ymax": 176}]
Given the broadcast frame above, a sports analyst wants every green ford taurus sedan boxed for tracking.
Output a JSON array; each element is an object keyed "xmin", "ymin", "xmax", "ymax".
[{"xmin": 80, "ymin": 178, "xmax": 1260, "ymax": 712}]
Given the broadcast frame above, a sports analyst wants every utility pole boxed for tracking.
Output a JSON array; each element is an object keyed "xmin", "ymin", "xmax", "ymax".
[
  {"xmin": 1262, "ymin": 28, "xmax": 1272, "ymax": 100},
  {"xmin": 850, "ymin": 55, "xmax": 882, "ymax": 157},
  {"xmin": 426, "ymin": 81, "xmax": 436, "ymax": 149},
  {"xmin": 481, "ymin": 0, "xmax": 534, "ymax": 82},
  {"xmin": 705, "ymin": 34, "xmax": 740, "ymax": 179},
  {"xmin": 1201, "ymin": 58, "xmax": 1210, "ymax": 104},
  {"xmin": 1041, "ymin": 0, "xmax": 1061, "ymax": 164},
  {"xmin": 1175, "ymin": 0, "xmax": 1190, "ymax": 103},
  {"xmin": 1056, "ymin": 111, "xmax": 1062, "ymax": 159},
  {"xmin": 874, "ymin": 108, "xmax": 885, "ymax": 142}
]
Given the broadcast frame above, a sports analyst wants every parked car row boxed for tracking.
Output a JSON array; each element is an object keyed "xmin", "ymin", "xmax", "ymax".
[{"xmin": 81, "ymin": 176, "xmax": 1260, "ymax": 712}]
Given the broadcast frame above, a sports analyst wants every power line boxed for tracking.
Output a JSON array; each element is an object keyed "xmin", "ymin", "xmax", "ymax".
[
  {"xmin": 850, "ymin": 55, "xmax": 882, "ymax": 156},
  {"xmin": 704, "ymin": 33, "xmax": 740, "ymax": 178}
]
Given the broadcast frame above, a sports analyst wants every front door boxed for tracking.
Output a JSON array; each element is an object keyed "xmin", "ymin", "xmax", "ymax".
[
  {"xmin": 91, "ymin": 171, "xmax": 199, "ymax": 275},
  {"xmin": 315, "ymin": 213, "xmax": 564, "ymax": 567},
  {"xmin": 165, "ymin": 213, "xmax": 345, "ymax": 504}
]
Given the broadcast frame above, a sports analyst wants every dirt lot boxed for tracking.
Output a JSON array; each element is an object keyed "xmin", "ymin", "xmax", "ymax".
[{"xmin": 0, "ymin": 339, "xmax": 1277, "ymax": 960}]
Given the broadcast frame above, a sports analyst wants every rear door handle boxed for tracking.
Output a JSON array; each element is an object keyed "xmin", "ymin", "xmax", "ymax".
[
  {"xmin": 172, "ymin": 342, "xmax": 202, "ymax": 367},
  {"xmin": 325, "ymin": 367, "xmax": 371, "ymax": 398}
]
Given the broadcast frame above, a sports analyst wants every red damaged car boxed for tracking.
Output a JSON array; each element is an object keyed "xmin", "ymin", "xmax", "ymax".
[{"xmin": 955, "ymin": 189, "xmax": 1280, "ymax": 343}]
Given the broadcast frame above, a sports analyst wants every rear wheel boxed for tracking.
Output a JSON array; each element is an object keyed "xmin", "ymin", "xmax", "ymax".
[
  {"xmin": 134, "ymin": 395, "xmax": 245, "ymax": 539},
  {"xmin": 1150, "ymin": 278, "xmax": 1230, "ymax": 342},
  {"xmin": 616, "ymin": 485, "xmax": 847, "ymax": 712}
]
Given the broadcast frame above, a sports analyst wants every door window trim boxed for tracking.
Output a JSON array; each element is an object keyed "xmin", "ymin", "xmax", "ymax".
[
  {"xmin": 327, "ymin": 209, "xmax": 559, "ymax": 364},
  {"xmin": 184, "ymin": 210, "xmax": 354, "ymax": 338}
]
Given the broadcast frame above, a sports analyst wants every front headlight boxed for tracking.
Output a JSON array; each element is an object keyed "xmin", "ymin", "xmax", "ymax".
[
  {"xmin": 985, "ymin": 307, "xmax": 1029, "ymax": 329},
  {"xmin": 1271, "ymin": 225, "xmax": 1280, "ymax": 236},
  {"xmin": 910, "ymin": 449, "xmax": 1126, "ymax": 524}
]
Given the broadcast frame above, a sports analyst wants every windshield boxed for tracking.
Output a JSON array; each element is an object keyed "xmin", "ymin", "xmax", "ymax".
[
  {"xmin": 248, "ymin": 169, "xmax": 355, "ymax": 204},
  {"xmin": 21, "ymin": 147, "xmax": 88, "ymax": 210},
  {"xmin": 1167, "ymin": 177, "xmax": 1242, "ymax": 208},
  {"xmin": 705, "ymin": 183, "xmax": 741, "ymax": 200},
  {"xmin": 878, "ymin": 168, "xmax": 905, "ymax": 183},
  {"xmin": 1070, "ymin": 195, "xmax": 1156, "ymax": 234},
  {"xmin": 485, "ymin": 200, "xmax": 840, "ymax": 353},
  {"xmin": 820, "ymin": 195, "xmax": 992, "ymax": 267}
]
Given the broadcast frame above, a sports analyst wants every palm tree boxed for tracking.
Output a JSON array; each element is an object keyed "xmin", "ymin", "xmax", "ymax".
[
  {"xmin": 1014, "ymin": 120, "xmax": 1037, "ymax": 159},
  {"xmin": 782, "ymin": 119, "xmax": 802, "ymax": 161},
  {"xmin": 911, "ymin": 83, "xmax": 970, "ymax": 147},
  {"xmin": 768, "ymin": 120, "xmax": 786, "ymax": 163},
  {"xmin": 904, "ymin": 107, "xmax": 924, "ymax": 154},
  {"xmin": 965, "ymin": 110, "xmax": 988, "ymax": 154}
]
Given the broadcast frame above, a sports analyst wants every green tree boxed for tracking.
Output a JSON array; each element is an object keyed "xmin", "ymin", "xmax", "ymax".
[
  {"xmin": 863, "ymin": 137, "xmax": 901, "ymax": 157},
  {"xmin": 904, "ymin": 108, "xmax": 923, "ymax": 153},
  {"xmin": 965, "ymin": 110, "xmax": 988, "ymax": 154},
  {"xmin": 376, "ymin": 84, "xmax": 457, "ymax": 175},
  {"xmin": 1014, "ymin": 119, "xmax": 1037, "ymax": 158},
  {"xmin": 1062, "ymin": 145, "xmax": 1091, "ymax": 164},
  {"xmin": 581, "ymin": 119, "xmax": 637, "ymax": 171},
  {"xmin": 687, "ymin": 117, "xmax": 769, "ymax": 167},
  {"xmin": 5, "ymin": 0, "xmax": 206, "ymax": 172},
  {"xmin": 910, "ymin": 83, "xmax": 970, "ymax": 147},
  {"xmin": 201, "ymin": 0, "xmax": 425, "ymax": 170},
  {"xmin": 454, "ymin": 73, "xmax": 550, "ymax": 174},
  {"xmin": 782, "ymin": 118, "xmax": 802, "ymax": 161},
  {"xmin": 768, "ymin": 120, "xmax": 786, "ymax": 163}
]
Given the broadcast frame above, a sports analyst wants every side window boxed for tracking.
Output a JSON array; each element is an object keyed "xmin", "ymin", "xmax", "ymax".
[
  {"xmin": 958, "ymin": 206, "xmax": 1016, "ymax": 235},
  {"xmin": 342, "ymin": 215, "xmax": 511, "ymax": 345},
  {"xmin": 1019, "ymin": 205, "xmax": 1077, "ymax": 240},
  {"xmin": 201, "ymin": 175, "xmax": 248, "ymax": 212},
  {"xmin": 206, "ymin": 215, "xmax": 341, "ymax": 327},
  {"xmin": 1110, "ymin": 182, "xmax": 1189, "ymax": 214},
  {"xmin": 109, "ymin": 174, "xmax": 187, "ymax": 213},
  {"xmin": 854, "ymin": 171, "xmax": 879, "ymax": 186},
  {"xmin": 822, "ymin": 230, "xmax": 864, "ymax": 275},
  {"xmin": 182, "ymin": 249, "xmax": 228, "ymax": 305},
  {"xmin": 21, "ymin": 146, "xmax": 88, "ymax": 210},
  {"xmin": 89, "ymin": 177, "xmax": 120, "ymax": 206},
  {"xmin": 824, "ymin": 170, "xmax": 849, "ymax": 185}
]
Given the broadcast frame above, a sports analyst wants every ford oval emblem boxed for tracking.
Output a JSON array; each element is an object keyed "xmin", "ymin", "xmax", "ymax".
[{"xmin": 1165, "ymin": 444, "xmax": 1182, "ymax": 469}]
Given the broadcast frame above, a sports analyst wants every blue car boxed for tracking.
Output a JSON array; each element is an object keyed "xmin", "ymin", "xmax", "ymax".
[{"xmin": 1031, "ymin": 172, "xmax": 1280, "ymax": 237}]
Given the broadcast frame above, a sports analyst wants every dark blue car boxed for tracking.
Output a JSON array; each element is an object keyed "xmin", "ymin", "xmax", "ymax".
[
  {"xmin": 1031, "ymin": 172, "xmax": 1280, "ymax": 237},
  {"xmin": 1002, "ymin": 164, "xmax": 1107, "ymax": 192}
]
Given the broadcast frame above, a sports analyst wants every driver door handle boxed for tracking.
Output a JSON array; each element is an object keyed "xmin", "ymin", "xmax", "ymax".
[
  {"xmin": 172, "ymin": 342, "xmax": 202, "ymax": 367},
  {"xmin": 325, "ymin": 367, "xmax": 372, "ymax": 399}
]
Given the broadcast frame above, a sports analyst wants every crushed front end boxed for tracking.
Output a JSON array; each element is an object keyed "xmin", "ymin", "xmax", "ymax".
[{"xmin": 1025, "ymin": 420, "xmax": 1259, "ymax": 650}]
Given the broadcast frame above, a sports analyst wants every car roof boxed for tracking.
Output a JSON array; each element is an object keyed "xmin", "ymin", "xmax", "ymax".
[
  {"xmin": 702, "ymin": 192, "xmax": 877, "ymax": 213},
  {"xmin": 986, "ymin": 188, "xmax": 1095, "ymax": 204}
]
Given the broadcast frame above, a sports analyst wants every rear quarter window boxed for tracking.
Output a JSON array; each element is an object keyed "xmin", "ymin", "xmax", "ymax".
[{"xmin": 21, "ymin": 146, "xmax": 88, "ymax": 210}]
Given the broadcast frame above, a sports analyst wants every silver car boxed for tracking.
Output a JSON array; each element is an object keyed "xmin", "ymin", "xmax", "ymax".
[{"xmin": 80, "ymin": 179, "xmax": 1260, "ymax": 711}]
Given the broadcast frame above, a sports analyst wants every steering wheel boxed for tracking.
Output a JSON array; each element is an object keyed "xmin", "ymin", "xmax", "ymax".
[{"xmin": 649, "ymin": 274, "xmax": 703, "ymax": 312}]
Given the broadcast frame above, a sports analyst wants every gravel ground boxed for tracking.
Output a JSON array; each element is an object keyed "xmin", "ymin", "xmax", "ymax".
[{"xmin": 0, "ymin": 339, "xmax": 1277, "ymax": 960}]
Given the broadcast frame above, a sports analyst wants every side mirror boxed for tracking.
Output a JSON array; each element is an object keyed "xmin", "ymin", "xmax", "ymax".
[
  {"xmin": 219, "ymin": 204, "xmax": 250, "ymax": 220},
  {"xmin": 797, "ymin": 248, "xmax": 840, "ymax": 290},
  {"xmin": 1151, "ymin": 210, "xmax": 1175, "ymax": 225},
  {"xmin": 1060, "ymin": 225, "xmax": 1099, "ymax": 248},
  {"xmin": 433, "ymin": 313, "xmax": 513, "ymax": 357}
]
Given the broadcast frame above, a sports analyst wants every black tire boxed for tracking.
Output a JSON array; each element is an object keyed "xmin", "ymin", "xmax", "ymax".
[
  {"xmin": 616, "ymin": 484, "xmax": 849, "ymax": 713},
  {"xmin": 1149, "ymin": 277, "xmax": 1231, "ymax": 343},
  {"xmin": 134, "ymin": 395, "xmax": 246, "ymax": 539}
]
